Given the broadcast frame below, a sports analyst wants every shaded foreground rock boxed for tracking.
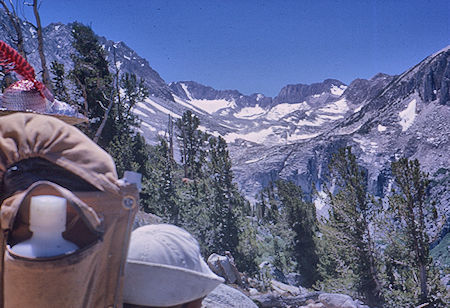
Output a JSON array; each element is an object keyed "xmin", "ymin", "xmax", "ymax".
[
  {"xmin": 208, "ymin": 252, "xmax": 242, "ymax": 285},
  {"xmin": 202, "ymin": 284, "xmax": 258, "ymax": 308},
  {"xmin": 251, "ymin": 291, "xmax": 322, "ymax": 308},
  {"xmin": 132, "ymin": 210, "xmax": 162, "ymax": 230},
  {"xmin": 318, "ymin": 293, "xmax": 369, "ymax": 308},
  {"xmin": 270, "ymin": 279, "xmax": 307, "ymax": 296}
]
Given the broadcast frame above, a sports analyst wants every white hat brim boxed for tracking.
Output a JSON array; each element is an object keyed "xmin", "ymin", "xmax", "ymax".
[{"xmin": 123, "ymin": 260, "xmax": 224, "ymax": 307}]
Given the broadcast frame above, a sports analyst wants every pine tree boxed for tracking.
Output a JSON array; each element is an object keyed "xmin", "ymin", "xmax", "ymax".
[
  {"xmin": 105, "ymin": 73, "xmax": 148, "ymax": 177},
  {"xmin": 207, "ymin": 135, "xmax": 241, "ymax": 256},
  {"xmin": 276, "ymin": 179, "xmax": 320, "ymax": 288},
  {"xmin": 175, "ymin": 110, "xmax": 207, "ymax": 180},
  {"xmin": 387, "ymin": 158, "xmax": 445, "ymax": 306},
  {"xmin": 266, "ymin": 182, "xmax": 280, "ymax": 224},
  {"xmin": 140, "ymin": 138, "xmax": 172, "ymax": 216},
  {"xmin": 70, "ymin": 22, "xmax": 113, "ymax": 135},
  {"xmin": 158, "ymin": 138, "xmax": 179, "ymax": 224},
  {"xmin": 50, "ymin": 61, "xmax": 70, "ymax": 102},
  {"xmin": 255, "ymin": 181, "xmax": 280, "ymax": 224},
  {"xmin": 318, "ymin": 147, "xmax": 384, "ymax": 306}
]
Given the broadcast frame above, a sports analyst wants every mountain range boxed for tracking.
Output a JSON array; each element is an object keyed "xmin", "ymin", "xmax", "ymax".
[{"xmin": 1, "ymin": 10, "xmax": 448, "ymax": 239}]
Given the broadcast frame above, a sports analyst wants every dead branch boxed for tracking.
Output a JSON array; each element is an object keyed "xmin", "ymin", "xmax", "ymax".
[
  {"xmin": 0, "ymin": 0, "xmax": 27, "ymax": 58},
  {"xmin": 32, "ymin": 0, "xmax": 51, "ymax": 89}
]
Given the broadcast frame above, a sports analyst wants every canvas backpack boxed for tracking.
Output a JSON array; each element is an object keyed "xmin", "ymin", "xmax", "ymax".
[{"xmin": 0, "ymin": 113, "xmax": 138, "ymax": 308}]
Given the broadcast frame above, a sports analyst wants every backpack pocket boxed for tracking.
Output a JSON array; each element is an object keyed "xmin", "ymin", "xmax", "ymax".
[
  {"xmin": 1, "ymin": 181, "xmax": 104, "ymax": 308},
  {"xmin": 4, "ymin": 240, "xmax": 103, "ymax": 308}
]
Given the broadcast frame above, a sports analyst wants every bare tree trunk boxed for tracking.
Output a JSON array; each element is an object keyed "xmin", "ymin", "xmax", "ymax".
[
  {"xmin": 93, "ymin": 94, "xmax": 114, "ymax": 144},
  {"xmin": 93, "ymin": 48, "xmax": 119, "ymax": 143},
  {"xmin": 364, "ymin": 216, "xmax": 384, "ymax": 304},
  {"xmin": 168, "ymin": 114, "xmax": 174, "ymax": 160},
  {"xmin": 407, "ymin": 203, "xmax": 429, "ymax": 303},
  {"xmin": 1, "ymin": 0, "xmax": 26, "ymax": 58},
  {"xmin": 32, "ymin": 0, "xmax": 51, "ymax": 89},
  {"xmin": 419, "ymin": 262, "xmax": 428, "ymax": 303}
]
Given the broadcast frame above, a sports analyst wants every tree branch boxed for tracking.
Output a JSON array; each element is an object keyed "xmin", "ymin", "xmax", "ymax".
[{"xmin": 33, "ymin": 0, "xmax": 51, "ymax": 89}]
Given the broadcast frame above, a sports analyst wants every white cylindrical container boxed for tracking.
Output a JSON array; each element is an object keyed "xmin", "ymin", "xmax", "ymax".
[{"xmin": 11, "ymin": 195, "xmax": 79, "ymax": 258}]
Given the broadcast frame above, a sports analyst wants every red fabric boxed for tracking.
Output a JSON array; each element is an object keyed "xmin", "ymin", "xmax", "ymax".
[
  {"xmin": 0, "ymin": 41, "xmax": 35, "ymax": 81},
  {"xmin": 0, "ymin": 41, "xmax": 52, "ymax": 101}
]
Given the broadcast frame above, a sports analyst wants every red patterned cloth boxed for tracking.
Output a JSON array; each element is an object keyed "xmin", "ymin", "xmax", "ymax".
[
  {"xmin": 0, "ymin": 41, "xmax": 86, "ymax": 124},
  {"xmin": 2, "ymin": 80, "xmax": 47, "ymax": 113}
]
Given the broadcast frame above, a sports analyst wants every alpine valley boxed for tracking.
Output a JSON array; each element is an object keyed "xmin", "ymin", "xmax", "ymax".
[{"xmin": 1, "ymin": 10, "xmax": 449, "ymax": 243}]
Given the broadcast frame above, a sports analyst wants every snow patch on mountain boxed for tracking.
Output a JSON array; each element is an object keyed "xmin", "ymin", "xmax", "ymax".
[
  {"xmin": 188, "ymin": 98, "xmax": 236, "ymax": 114},
  {"xmin": 133, "ymin": 109, "xmax": 148, "ymax": 118},
  {"xmin": 224, "ymin": 127, "xmax": 282, "ymax": 144},
  {"xmin": 145, "ymin": 98, "xmax": 181, "ymax": 119},
  {"xmin": 330, "ymin": 84, "xmax": 347, "ymax": 96},
  {"xmin": 314, "ymin": 190, "xmax": 327, "ymax": 211},
  {"xmin": 180, "ymin": 83, "xmax": 194, "ymax": 100},
  {"xmin": 398, "ymin": 99, "xmax": 417, "ymax": 132},
  {"xmin": 287, "ymin": 131, "xmax": 321, "ymax": 143},
  {"xmin": 234, "ymin": 105, "xmax": 266, "ymax": 119},
  {"xmin": 319, "ymin": 98, "xmax": 349, "ymax": 114},
  {"xmin": 377, "ymin": 124, "xmax": 387, "ymax": 132},
  {"xmin": 136, "ymin": 102, "xmax": 156, "ymax": 114},
  {"xmin": 296, "ymin": 117, "xmax": 325, "ymax": 127},
  {"xmin": 245, "ymin": 156, "xmax": 266, "ymax": 164},
  {"xmin": 177, "ymin": 83, "xmax": 237, "ymax": 114},
  {"xmin": 172, "ymin": 95, "xmax": 206, "ymax": 115},
  {"xmin": 198, "ymin": 125, "xmax": 220, "ymax": 137},
  {"xmin": 141, "ymin": 122, "xmax": 156, "ymax": 131},
  {"xmin": 353, "ymin": 137, "xmax": 378, "ymax": 153},
  {"xmin": 266, "ymin": 102, "xmax": 309, "ymax": 121},
  {"xmin": 318, "ymin": 114, "xmax": 344, "ymax": 121},
  {"xmin": 353, "ymin": 105, "xmax": 363, "ymax": 113},
  {"xmin": 29, "ymin": 27, "xmax": 36, "ymax": 38}
]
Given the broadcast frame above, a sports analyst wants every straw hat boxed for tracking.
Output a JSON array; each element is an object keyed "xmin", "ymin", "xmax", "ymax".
[
  {"xmin": 0, "ymin": 40, "xmax": 87, "ymax": 125},
  {"xmin": 123, "ymin": 224, "xmax": 224, "ymax": 307}
]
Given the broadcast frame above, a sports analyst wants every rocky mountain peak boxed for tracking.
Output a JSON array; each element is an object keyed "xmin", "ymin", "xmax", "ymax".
[
  {"xmin": 273, "ymin": 79, "xmax": 347, "ymax": 104},
  {"xmin": 169, "ymin": 81, "xmax": 240, "ymax": 100},
  {"xmin": 169, "ymin": 81, "xmax": 273, "ymax": 109}
]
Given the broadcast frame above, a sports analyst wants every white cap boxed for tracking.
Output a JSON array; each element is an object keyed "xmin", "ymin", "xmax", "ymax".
[
  {"xmin": 29, "ymin": 195, "xmax": 67, "ymax": 232},
  {"xmin": 123, "ymin": 224, "xmax": 224, "ymax": 307}
]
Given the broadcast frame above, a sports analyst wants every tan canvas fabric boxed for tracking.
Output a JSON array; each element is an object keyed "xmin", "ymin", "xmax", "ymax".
[
  {"xmin": 0, "ymin": 113, "xmax": 118, "ymax": 193},
  {"xmin": 0, "ymin": 113, "xmax": 139, "ymax": 308}
]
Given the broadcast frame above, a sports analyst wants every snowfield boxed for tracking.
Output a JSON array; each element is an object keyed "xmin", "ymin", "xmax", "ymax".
[
  {"xmin": 398, "ymin": 99, "xmax": 417, "ymax": 132},
  {"xmin": 224, "ymin": 127, "xmax": 283, "ymax": 144},
  {"xmin": 145, "ymin": 98, "xmax": 181, "ymax": 119},
  {"xmin": 265, "ymin": 102, "xmax": 309, "ymax": 121},
  {"xmin": 180, "ymin": 83, "xmax": 236, "ymax": 114},
  {"xmin": 377, "ymin": 124, "xmax": 387, "ymax": 132},
  {"xmin": 136, "ymin": 102, "xmax": 156, "ymax": 114},
  {"xmin": 189, "ymin": 98, "xmax": 237, "ymax": 114},
  {"xmin": 319, "ymin": 98, "xmax": 349, "ymax": 114},
  {"xmin": 330, "ymin": 84, "xmax": 347, "ymax": 96},
  {"xmin": 234, "ymin": 105, "xmax": 266, "ymax": 119}
]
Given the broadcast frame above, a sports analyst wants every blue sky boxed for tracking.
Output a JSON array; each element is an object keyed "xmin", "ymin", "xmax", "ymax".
[{"xmin": 27, "ymin": 0, "xmax": 450, "ymax": 97}]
